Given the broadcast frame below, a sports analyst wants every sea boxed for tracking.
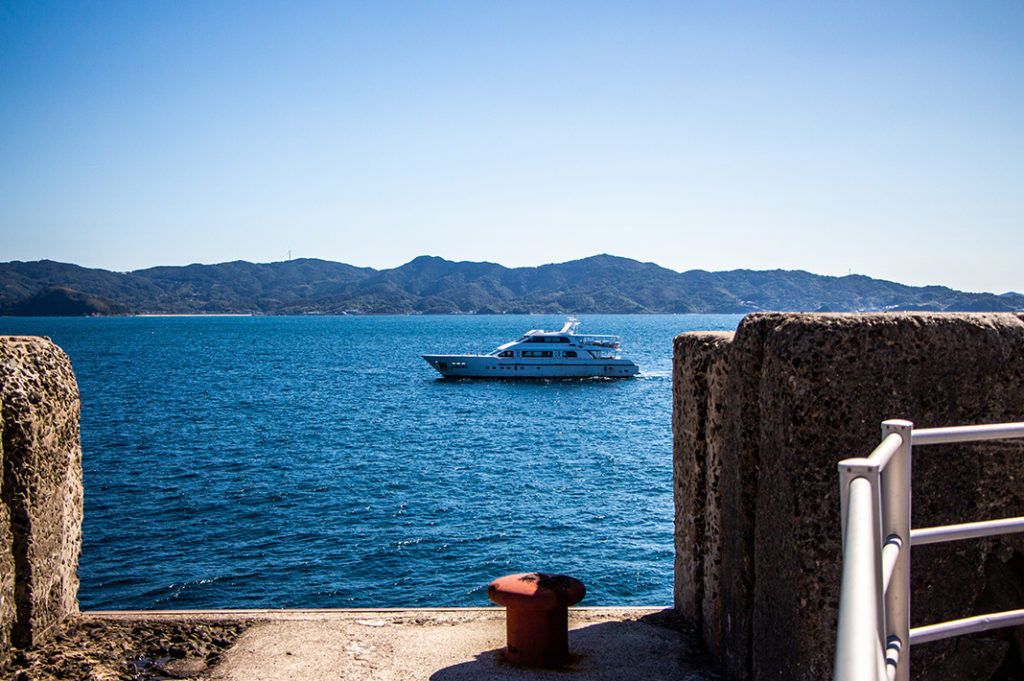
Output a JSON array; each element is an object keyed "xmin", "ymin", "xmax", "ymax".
[{"xmin": 0, "ymin": 314, "xmax": 742, "ymax": 611}]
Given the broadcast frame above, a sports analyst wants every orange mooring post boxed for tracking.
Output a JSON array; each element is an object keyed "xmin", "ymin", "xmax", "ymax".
[{"xmin": 487, "ymin": 572, "xmax": 586, "ymax": 667}]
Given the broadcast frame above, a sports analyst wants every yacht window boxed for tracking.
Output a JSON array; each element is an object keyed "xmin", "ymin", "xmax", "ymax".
[
  {"xmin": 521, "ymin": 350, "xmax": 553, "ymax": 358},
  {"xmin": 564, "ymin": 351, "xmax": 577, "ymax": 358},
  {"xmin": 498, "ymin": 350, "xmax": 513, "ymax": 358}
]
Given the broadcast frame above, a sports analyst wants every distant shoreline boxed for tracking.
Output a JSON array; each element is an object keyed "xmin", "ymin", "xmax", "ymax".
[
  {"xmin": 2, "ymin": 256, "xmax": 1021, "ymax": 316},
  {"xmin": 134, "ymin": 313, "xmax": 255, "ymax": 317}
]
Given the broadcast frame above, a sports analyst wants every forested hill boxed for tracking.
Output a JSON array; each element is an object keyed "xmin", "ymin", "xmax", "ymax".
[{"xmin": 0, "ymin": 255, "xmax": 1021, "ymax": 316}]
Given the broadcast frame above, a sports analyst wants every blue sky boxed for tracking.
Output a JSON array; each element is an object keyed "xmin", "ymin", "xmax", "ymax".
[{"xmin": 2, "ymin": 1, "xmax": 1022, "ymax": 293}]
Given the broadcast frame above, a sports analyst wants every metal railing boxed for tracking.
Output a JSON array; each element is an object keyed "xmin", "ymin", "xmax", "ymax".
[{"xmin": 833, "ymin": 420, "xmax": 1024, "ymax": 681}]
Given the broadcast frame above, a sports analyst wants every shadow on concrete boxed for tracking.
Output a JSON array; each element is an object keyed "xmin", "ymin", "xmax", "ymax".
[{"xmin": 429, "ymin": 612, "xmax": 715, "ymax": 681}]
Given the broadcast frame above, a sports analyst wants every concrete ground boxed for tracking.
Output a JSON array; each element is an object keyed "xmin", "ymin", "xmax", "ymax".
[{"xmin": 86, "ymin": 608, "xmax": 717, "ymax": 681}]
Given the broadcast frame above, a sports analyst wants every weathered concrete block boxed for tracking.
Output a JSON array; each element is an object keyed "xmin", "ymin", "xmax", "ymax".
[
  {"xmin": 673, "ymin": 313, "xmax": 1024, "ymax": 681},
  {"xmin": 0, "ymin": 336, "xmax": 82, "ymax": 650},
  {"xmin": 672, "ymin": 331, "xmax": 732, "ymax": 653},
  {"xmin": 718, "ymin": 314, "xmax": 774, "ymax": 679},
  {"xmin": 0, "ymin": 406, "xmax": 13, "ymax": 657}
]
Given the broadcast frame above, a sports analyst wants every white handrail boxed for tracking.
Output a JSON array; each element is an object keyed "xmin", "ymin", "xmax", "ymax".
[
  {"xmin": 866, "ymin": 432, "xmax": 904, "ymax": 469},
  {"xmin": 834, "ymin": 476, "xmax": 887, "ymax": 681},
  {"xmin": 833, "ymin": 419, "xmax": 1023, "ymax": 681},
  {"xmin": 910, "ymin": 609, "xmax": 1024, "ymax": 645},
  {"xmin": 911, "ymin": 516, "xmax": 1024, "ymax": 546},
  {"xmin": 911, "ymin": 421, "xmax": 1024, "ymax": 446},
  {"xmin": 880, "ymin": 536, "xmax": 902, "ymax": 592}
]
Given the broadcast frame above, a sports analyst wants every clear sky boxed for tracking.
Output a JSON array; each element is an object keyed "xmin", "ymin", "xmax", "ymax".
[{"xmin": 2, "ymin": 1, "xmax": 1022, "ymax": 293}]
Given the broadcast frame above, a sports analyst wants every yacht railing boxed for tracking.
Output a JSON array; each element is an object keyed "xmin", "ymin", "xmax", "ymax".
[{"xmin": 833, "ymin": 420, "xmax": 1024, "ymax": 681}]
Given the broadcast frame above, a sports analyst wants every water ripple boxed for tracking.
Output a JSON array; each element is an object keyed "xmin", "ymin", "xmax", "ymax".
[{"xmin": 1, "ymin": 313, "xmax": 742, "ymax": 609}]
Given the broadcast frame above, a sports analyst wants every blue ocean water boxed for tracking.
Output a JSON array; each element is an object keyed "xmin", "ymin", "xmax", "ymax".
[{"xmin": 0, "ymin": 314, "xmax": 741, "ymax": 610}]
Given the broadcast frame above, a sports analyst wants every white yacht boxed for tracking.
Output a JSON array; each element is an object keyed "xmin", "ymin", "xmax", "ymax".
[{"xmin": 422, "ymin": 317, "xmax": 640, "ymax": 378}]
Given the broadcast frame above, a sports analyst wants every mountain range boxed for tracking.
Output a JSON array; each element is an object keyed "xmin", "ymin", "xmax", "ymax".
[{"xmin": 0, "ymin": 255, "xmax": 1021, "ymax": 316}]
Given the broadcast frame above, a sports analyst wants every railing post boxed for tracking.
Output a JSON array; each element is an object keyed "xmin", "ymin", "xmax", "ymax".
[
  {"xmin": 880, "ymin": 419, "xmax": 913, "ymax": 681},
  {"xmin": 835, "ymin": 467, "xmax": 887, "ymax": 681}
]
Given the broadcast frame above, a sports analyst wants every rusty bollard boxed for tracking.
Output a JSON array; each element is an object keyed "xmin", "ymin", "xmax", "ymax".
[{"xmin": 487, "ymin": 572, "xmax": 586, "ymax": 667}]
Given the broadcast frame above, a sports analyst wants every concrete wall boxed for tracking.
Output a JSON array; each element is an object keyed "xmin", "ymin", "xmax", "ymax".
[
  {"xmin": 0, "ymin": 402, "xmax": 11, "ymax": 653},
  {"xmin": 0, "ymin": 336, "xmax": 83, "ymax": 654},
  {"xmin": 673, "ymin": 313, "xmax": 1024, "ymax": 681}
]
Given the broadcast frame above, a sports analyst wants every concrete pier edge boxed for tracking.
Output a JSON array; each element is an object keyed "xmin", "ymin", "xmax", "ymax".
[{"xmin": 70, "ymin": 606, "xmax": 713, "ymax": 681}]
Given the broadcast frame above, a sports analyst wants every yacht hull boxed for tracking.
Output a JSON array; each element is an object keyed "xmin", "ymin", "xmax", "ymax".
[{"xmin": 421, "ymin": 354, "xmax": 639, "ymax": 379}]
